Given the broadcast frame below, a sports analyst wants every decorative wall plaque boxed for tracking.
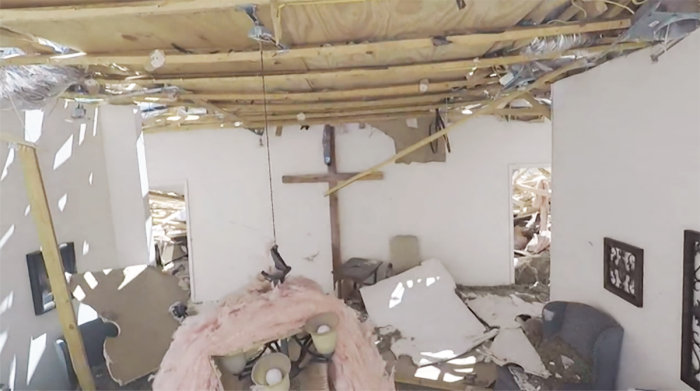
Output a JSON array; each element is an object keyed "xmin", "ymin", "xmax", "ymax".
[
  {"xmin": 603, "ymin": 237, "xmax": 644, "ymax": 307},
  {"xmin": 681, "ymin": 230, "xmax": 700, "ymax": 390}
]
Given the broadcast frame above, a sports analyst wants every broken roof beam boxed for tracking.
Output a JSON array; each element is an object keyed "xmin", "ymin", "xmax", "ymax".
[
  {"xmin": 324, "ymin": 59, "xmax": 588, "ymax": 196},
  {"xmin": 102, "ymin": 42, "xmax": 647, "ymax": 88},
  {"xmin": 0, "ymin": 19, "xmax": 631, "ymax": 66}
]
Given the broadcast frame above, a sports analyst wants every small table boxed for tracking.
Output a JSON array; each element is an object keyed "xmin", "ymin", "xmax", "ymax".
[{"xmin": 332, "ymin": 258, "xmax": 384, "ymax": 295}]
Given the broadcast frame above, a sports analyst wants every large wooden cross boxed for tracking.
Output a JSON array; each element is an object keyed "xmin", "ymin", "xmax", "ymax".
[{"xmin": 282, "ymin": 125, "xmax": 383, "ymax": 294}]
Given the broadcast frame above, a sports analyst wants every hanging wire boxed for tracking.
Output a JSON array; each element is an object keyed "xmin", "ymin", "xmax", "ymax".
[{"xmin": 259, "ymin": 43, "xmax": 277, "ymax": 243}]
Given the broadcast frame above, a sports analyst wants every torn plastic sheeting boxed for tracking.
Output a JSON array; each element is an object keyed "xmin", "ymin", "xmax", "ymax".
[{"xmin": 1, "ymin": 64, "xmax": 85, "ymax": 110}]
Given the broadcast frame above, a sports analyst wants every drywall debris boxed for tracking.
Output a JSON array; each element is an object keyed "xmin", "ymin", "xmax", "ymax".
[
  {"xmin": 485, "ymin": 328, "xmax": 549, "ymax": 378},
  {"xmin": 370, "ymin": 118, "xmax": 446, "ymax": 163},
  {"xmin": 361, "ymin": 259, "xmax": 494, "ymax": 365},
  {"xmin": 465, "ymin": 293, "xmax": 544, "ymax": 329},
  {"xmin": 69, "ymin": 266, "xmax": 188, "ymax": 385}
]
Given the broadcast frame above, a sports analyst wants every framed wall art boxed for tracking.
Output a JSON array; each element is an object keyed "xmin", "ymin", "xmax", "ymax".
[
  {"xmin": 681, "ymin": 230, "xmax": 700, "ymax": 390},
  {"xmin": 603, "ymin": 237, "xmax": 644, "ymax": 307},
  {"xmin": 26, "ymin": 242, "xmax": 77, "ymax": 316}
]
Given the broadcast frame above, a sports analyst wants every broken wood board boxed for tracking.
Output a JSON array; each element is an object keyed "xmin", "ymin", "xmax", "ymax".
[
  {"xmin": 389, "ymin": 235, "xmax": 422, "ymax": 274},
  {"xmin": 69, "ymin": 265, "xmax": 188, "ymax": 385},
  {"xmin": 465, "ymin": 294, "xmax": 544, "ymax": 329},
  {"xmin": 360, "ymin": 259, "xmax": 494, "ymax": 365},
  {"xmin": 370, "ymin": 118, "xmax": 446, "ymax": 164}
]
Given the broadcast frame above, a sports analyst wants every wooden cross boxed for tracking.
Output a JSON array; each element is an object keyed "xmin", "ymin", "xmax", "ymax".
[{"xmin": 282, "ymin": 125, "xmax": 383, "ymax": 295}]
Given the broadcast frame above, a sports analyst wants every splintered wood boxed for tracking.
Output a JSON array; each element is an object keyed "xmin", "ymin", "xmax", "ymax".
[
  {"xmin": 149, "ymin": 190, "xmax": 186, "ymax": 242},
  {"xmin": 513, "ymin": 167, "xmax": 551, "ymax": 255}
]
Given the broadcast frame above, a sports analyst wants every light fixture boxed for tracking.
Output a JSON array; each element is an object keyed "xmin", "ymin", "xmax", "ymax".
[
  {"xmin": 234, "ymin": 121, "xmax": 242, "ymax": 127},
  {"xmin": 251, "ymin": 353, "xmax": 291, "ymax": 391},
  {"xmin": 166, "ymin": 116, "xmax": 181, "ymax": 121},
  {"xmin": 185, "ymin": 115, "xmax": 200, "ymax": 121},
  {"xmin": 304, "ymin": 312, "xmax": 339, "ymax": 355},
  {"xmin": 218, "ymin": 353, "xmax": 247, "ymax": 375}
]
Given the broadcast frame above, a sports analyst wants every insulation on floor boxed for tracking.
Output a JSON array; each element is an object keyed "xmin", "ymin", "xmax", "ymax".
[{"xmin": 360, "ymin": 259, "xmax": 494, "ymax": 365}]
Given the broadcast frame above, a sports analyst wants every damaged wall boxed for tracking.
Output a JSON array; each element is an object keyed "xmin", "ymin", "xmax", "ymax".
[
  {"xmin": 550, "ymin": 30, "xmax": 700, "ymax": 391},
  {"xmin": 0, "ymin": 103, "xmax": 150, "ymax": 389},
  {"xmin": 146, "ymin": 117, "xmax": 550, "ymax": 302}
]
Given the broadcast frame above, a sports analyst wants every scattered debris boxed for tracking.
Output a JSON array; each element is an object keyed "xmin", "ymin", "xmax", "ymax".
[{"xmin": 360, "ymin": 259, "xmax": 494, "ymax": 365}]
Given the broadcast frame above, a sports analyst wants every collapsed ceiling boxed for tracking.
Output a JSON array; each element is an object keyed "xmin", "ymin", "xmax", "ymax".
[{"xmin": 0, "ymin": 0, "xmax": 696, "ymax": 132}]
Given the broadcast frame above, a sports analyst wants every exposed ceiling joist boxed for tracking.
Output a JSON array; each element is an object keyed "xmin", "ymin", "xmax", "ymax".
[
  {"xmin": 0, "ymin": 0, "xmax": 270, "ymax": 22},
  {"xmin": 324, "ymin": 59, "xmax": 588, "ymax": 196},
  {"xmin": 179, "ymin": 81, "xmax": 501, "ymax": 102},
  {"xmin": 0, "ymin": 19, "xmax": 630, "ymax": 66},
  {"xmin": 102, "ymin": 42, "xmax": 646, "ymax": 87},
  {"xmin": 144, "ymin": 108, "xmax": 544, "ymax": 133}
]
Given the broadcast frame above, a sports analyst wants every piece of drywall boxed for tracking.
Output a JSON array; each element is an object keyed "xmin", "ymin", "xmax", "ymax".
[
  {"xmin": 0, "ymin": 102, "xmax": 153, "ymax": 389},
  {"xmin": 145, "ymin": 116, "xmax": 550, "ymax": 302},
  {"xmin": 550, "ymin": 30, "xmax": 700, "ymax": 390}
]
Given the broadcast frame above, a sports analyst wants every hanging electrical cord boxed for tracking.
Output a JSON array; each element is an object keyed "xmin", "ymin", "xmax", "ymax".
[
  {"xmin": 428, "ymin": 107, "xmax": 451, "ymax": 154},
  {"xmin": 259, "ymin": 43, "xmax": 277, "ymax": 243}
]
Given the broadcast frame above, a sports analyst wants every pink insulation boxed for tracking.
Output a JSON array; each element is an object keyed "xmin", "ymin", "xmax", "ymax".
[{"xmin": 152, "ymin": 276, "xmax": 395, "ymax": 391}]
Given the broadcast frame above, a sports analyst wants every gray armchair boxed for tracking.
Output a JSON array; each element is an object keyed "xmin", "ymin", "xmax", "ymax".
[{"xmin": 495, "ymin": 301, "xmax": 624, "ymax": 391}]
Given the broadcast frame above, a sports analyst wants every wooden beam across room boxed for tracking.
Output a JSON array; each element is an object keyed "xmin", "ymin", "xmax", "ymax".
[
  {"xmin": 99, "ymin": 42, "xmax": 648, "ymax": 87},
  {"xmin": 0, "ymin": 19, "xmax": 631, "ymax": 66}
]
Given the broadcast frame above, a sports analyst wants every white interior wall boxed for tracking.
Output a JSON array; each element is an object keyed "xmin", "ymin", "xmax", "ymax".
[
  {"xmin": 0, "ymin": 102, "xmax": 151, "ymax": 389},
  {"xmin": 145, "ymin": 116, "xmax": 551, "ymax": 302},
  {"xmin": 550, "ymin": 31, "xmax": 700, "ymax": 390}
]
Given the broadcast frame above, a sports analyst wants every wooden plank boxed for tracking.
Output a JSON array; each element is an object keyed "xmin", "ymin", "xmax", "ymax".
[
  {"xmin": 16, "ymin": 144, "xmax": 96, "ymax": 391},
  {"xmin": 224, "ymin": 94, "xmax": 490, "ymax": 114},
  {"xmin": 602, "ymin": 0, "xmax": 633, "ymax": 18},
  {"xmin": 324, "ymin": 59, "xmax": 588, "ymax": 196},
  {"xmin": 144, "ymin": 108, "xmax": 548, "ymax": 132},
  {"xmin": 0, "ymin": 19, "xmax": 630, "ymax": 66},
  {"xmin": 326, "ymin": 125, "xmax": 342, "ymax": 297},
  {"xmin": 110, "ymin": 43, "xmax": 647, "ymax": 88},
  {"xmin": 0, "ymin": 0, "xmax": 259, "ymax": 22},
  {"xmin": 282, "ymin": 172, "xmax": 383, "ymax": 184},
  {"xmin": 180, "ymin": 81, "xmax": 499, "ymax": 102},
  {"xmin": 187, "ymin": 98, "xmax": 240, "ymax": 123},
  {"xmin": 521, "ymin": 93, "xmax": 551, "ymax": 119}
]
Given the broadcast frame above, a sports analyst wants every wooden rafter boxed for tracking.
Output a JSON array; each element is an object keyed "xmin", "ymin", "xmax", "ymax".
[
  {"xmin": 0, "ymin": 19, "xmax": 631, "ymax": 66},
  {"xmin": 0, "ymin": 0, "xmax": 268, "ymax": 22},
  {"xmin": 143, "ymin": 107, "xmax": 544, "ymax": 133},
  {"xmin": 521, "ymin": 93, "xmax": 551, "ymax": 119},
  {"xmin": 324, "ymin": 59, "xmax": 588, "ymax": 196},
  {"xmin": 100, "ymin": 43, "xmax": 647, "ymax": 87}
]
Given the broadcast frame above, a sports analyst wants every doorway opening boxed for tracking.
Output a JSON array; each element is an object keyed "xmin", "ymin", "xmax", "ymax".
[
  {"xmin": 149, "ymin": 184, "xmax": 191, "ymax": 294},
  {"xmin": 510, "ymin": 166, "xmax": 551, "ymax": 293}
]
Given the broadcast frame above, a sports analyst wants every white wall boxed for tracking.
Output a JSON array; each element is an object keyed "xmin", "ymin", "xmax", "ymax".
[
  {"xmin": 0, "ymin": 102, "xmax": 150, "ymax": 389},
  {"xmin": 550, "ymin": 31, "xmax": 700, "ymax": 390},
  {"xmin": 145, "ymin": 116, "xmax": 551, "ymax": 302}
]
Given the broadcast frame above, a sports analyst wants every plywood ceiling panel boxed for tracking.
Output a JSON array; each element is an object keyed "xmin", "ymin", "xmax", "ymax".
[{"xmin": 2, "ymin": 7, "xmax": 272, "ymax": 53}]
